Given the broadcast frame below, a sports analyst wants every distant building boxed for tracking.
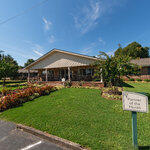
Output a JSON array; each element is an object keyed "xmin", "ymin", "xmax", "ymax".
[{"xmin": 130, "ymin": 58, "xmax": 150, "ymax": 79}]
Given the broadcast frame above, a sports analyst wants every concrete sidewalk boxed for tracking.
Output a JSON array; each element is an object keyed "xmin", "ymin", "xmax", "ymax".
[{"xmin": 0, "ymin": 120, "xmax": 63, "ymax": 150}]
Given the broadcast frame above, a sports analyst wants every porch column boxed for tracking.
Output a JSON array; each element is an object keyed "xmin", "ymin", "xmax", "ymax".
[
  {"xmin": 68, "ymin": 67, "xmax": 71, "ymax": 82},
  {"xmin": 38, "ymin": 70, "xmax": 42, "ymax": 81},
  {"xmin": 37, "ymin": 70, "xmax": 40, "ymax": 81},
  {"xmin": 46, "ymin": 68, "xmax": 48, "ymax": 82},
  {"xmin": 27, "ymin": 69, "xmax": 30, "ymax": 82}
]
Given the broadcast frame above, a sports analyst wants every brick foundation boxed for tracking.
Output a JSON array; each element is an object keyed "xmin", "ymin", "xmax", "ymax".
[{"xmin": 39, "ymin": 81, "xmax": 104, "ymax": 87}]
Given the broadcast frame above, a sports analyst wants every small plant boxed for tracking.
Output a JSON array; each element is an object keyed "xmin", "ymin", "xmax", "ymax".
[
  {"xmin": 28, "ymin": 95, "xmax": 36, "ymax": 101},
  {"xmin": 101, "ymin": 86, "xmax": 123, "ymax": 100},
  {"xmin": 45, "ymin": 90, "xmax": 50, "ymax": 95},
  {"xmin": 144, "ymin": 79, "xmax": 150, "ymax": 82},
  {"xmin": 1, "ymin": 87, "xmax": 11, "ymax": 96},
  {"xmin": 129, "ymin": 78, "xmax": 135, "ymax": 81},
  {"xmin": 64, "ymin": 81, "xmax": 72, "ymax": 87},
  {"xmin": 34, "ymin": 93, "xmax": 40, "ymax": 98},
  {"xmin": 136, "ymin": 79, "xmax": 142, "ymax": 81},
  {"xmin": 78, "ymin": 81, "xmax": 85, "ymax": 86}
]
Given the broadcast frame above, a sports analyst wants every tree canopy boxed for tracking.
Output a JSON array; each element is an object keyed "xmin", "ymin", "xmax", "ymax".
[
  {"xmin": 93, "ymin": 52, "xmax": 139, "ymax": 87},
  {"xmin": 0, "ymin": 54, "xmax": 19, "ymax": 85},
  {"xmin": 114, "ymin": 42, "xmax": 149, "ymax": 59},
  {"xmin": 24, "ymin": 59, "xmax": 35, "ymax": 67}
]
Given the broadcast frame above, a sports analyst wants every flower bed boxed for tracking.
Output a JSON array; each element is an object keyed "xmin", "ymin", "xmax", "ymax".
[
  {"xmin": 101, "ymin": 86, "xmax": 123, "ymax": 100},
  {"xmin": 0, "ymin": 84, "xmax": 55, "ymax": 111}
]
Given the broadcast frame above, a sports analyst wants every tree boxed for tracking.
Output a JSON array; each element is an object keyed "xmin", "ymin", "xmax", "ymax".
[
  {"xmin": 0, "ymin": 55, "xmax": 19, "ymax": 86},
  {"xmin": 114, "ymin": 42, "xmax": 149, "ymax": 58},
  {"xmin": 0, "ymin": 50, "xmax": 4, "ymax": 53},
  {"xmin": 24, "ymin": 59, "xmax": 35, "ymax": 67},
  {"xmin": 93, "ymin": 52, "xmax": 139, "ymax": 87}
]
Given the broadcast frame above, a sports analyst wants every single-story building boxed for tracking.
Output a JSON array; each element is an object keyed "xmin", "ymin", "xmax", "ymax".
[
  {"xmin": 24, "ymin": 48, "xmax": 150, "ymax": 82},
  {"xmin": 25, "ymin": 49, "xmax": 98, "ymax": 82},
  {"xmin": 130, "ymin": 58, "xmax": 150, "ymax": 79},
  {"xmin": 18, "ymin": 69, "xmax": 38, "ymax": 80}
]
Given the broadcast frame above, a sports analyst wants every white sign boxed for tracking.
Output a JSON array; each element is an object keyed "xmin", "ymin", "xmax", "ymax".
[{"xmin": 122, "ymin": 91, "xmax": 149, "ymax": 113}]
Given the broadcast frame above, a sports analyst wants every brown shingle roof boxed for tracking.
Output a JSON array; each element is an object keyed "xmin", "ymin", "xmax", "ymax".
[{"xmin": 131, "ymin": 58, "xmax": 150, "ymax": 66}]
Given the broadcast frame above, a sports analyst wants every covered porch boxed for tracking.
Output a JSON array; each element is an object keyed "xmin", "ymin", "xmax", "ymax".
[
  {"xmin": 27, "ymin": 66, "xmax": 94, "ymax": 82},
  {"xmin": 25, "ymin": 49, "xmax": 98, "ymax": 82}
]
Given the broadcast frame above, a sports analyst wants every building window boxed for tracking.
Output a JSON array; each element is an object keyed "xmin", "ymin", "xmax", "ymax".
[
  {"xmin": 80, "ymin": 68, "xmax": 94, "ymax": 76},
  {"xmin": 80, "ymin": 69, "xmax": 86, "ymax": 76},
  {"xmin": 42, "ymin": 70, "xmax": 46, "ymax": 74},
  {"xmin": 48, "ymin": 70, "xmax": 54, "ymax": 76}
]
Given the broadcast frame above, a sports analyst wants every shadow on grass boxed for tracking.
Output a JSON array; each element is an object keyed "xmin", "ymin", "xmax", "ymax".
[
  {"xmin": 121, "ymin": 82, "xmax": 134, "ymax": 88},
  {"xmin": 0, "ymin": 80, "xmax": 26, "ymax": 85},
  {"xmin": 138, "ymin": 146, "xmax": 150, "ymax": 150}
]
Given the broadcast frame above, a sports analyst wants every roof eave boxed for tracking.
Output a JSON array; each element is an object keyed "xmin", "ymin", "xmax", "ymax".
[{"xmin": 24, "ymin": 49, "xmax": 98, "ymax": 70}]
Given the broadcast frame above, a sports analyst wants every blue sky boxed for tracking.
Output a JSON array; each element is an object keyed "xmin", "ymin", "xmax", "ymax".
[{"xmin": 0, "ymin": 0, "xmax": 150, "ymax": 66}]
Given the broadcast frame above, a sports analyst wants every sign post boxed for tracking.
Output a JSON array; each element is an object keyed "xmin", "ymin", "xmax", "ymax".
[
  {"xmin": 132, "ymin": 111, "xmax": 138, "ymax": 148},
  {"xmin": 122, "ymin": 91, "xmax": 149, "ymax": 148}
]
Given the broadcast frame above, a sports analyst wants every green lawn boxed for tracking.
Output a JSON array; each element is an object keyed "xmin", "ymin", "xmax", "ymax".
[
  {"xmin": 124, "ymin": 82, "xmax": 150, "ymax": 94},
  {"xmin": 0, "ymin": 80, "xmax": 26, "ymax": 85},
  {"xmin": 0, "ymin": 80, "xmax": 27, "ymax": 92},
  {"xmin": 0, "ymin": 85, "xmax": 150, "ymax": 150},
  {"xmin": 0, "ymin": 85, "xmax": 27, "ymax": 92}
]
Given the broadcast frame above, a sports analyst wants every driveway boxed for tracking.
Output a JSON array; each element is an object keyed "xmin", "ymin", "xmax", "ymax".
[{"xmin": 0, "ymin": 120, "xmax": 63, "ymax": 150}]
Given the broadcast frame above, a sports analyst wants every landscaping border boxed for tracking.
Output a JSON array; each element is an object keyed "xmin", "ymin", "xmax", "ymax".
[{"xmin": 17, "ymin": 124, "xmax": 87, "ymax": 150}]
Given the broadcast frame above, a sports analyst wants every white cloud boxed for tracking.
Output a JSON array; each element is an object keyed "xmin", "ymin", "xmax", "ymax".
[
  {"xmin": 80, "ymin": 42, "xmax": 97, "ymax": 55},
  {"xmin": 74, "ymin": 0, "xmax": 126, "ymax": 34},
  {"xmin": 24, "ymin": 41, "xmax": 45, "ymax": 57},
  {"xmin": 33, "ymin": 50, "xmax": 43, "ymax": 56},
  {"xmin": 80, "ymin": 49, "xmax": 92, "ymax": 55},
  {"xmin": 42, "ymin": 17, "xmax": 52, "ymax": 31},
  {"xmin": 74, "ymin": 0, "xmax": 101, "ymax": 34},
  {"xmin": 98, "ymin": 37, "xmax": 105, "ymax": 45},
  {"xmin": 49, "ymin": 35, "xmax": 55, "ymax": 43}
]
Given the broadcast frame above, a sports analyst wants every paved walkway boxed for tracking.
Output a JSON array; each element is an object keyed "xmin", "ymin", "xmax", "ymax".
[{"xmin": 0, "ymin": 120, "xmax": 63, "ymax": 150}]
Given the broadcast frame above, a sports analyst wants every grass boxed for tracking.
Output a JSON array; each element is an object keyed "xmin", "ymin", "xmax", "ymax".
[
  {"xmin": 0, "ymin": 80, "xmax": 27, "ymax": 92},
  {"xmin": 0, "ymin": 85, "xmax": 27, "ymax": 92},
  {"xmin": 124, "ymin": 82, "xmax": 150, "ymax": 94},
  {"xmin": 0, "ymin": 80, "xmax": 26, "ymax": 85},
  {"xmin": 0, "ymin": 85, "xmax": 150, "ymax": 149}
]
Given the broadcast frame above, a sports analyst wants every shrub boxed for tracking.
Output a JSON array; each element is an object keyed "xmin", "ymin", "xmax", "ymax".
[
  {"xmin": 28, "ymin": 95, "xmax": 36, "ymax": 101},
  {"xmin": 34, "ymin": 93, "xmax": 40, "ymax": 98},
  {"xmin": 144, "ymin": 79, "xmax": 150, "ymax": 82},
  {"xmin": 1, "ymin": 87, "xmax": 11, "ymax": 96},
  {"xmin": 129, "ymin": 78, "xmax": 135, "ymax": 81},
  {"xmin": 136, "ymin": 79, "xmax": 142, "ymax": 81},
  {"xmin": 45, "ymin": 90, "xmax": 50, "ymax": 95},
  {"xmin": 64, "ymin": 81, "xmax": 72, "ymax": 87},
  {"xmin": 0, "ymin": 84, "xmax": 55, "ymax": 111},
  {"xmin": 80, "ymin": 81, "xmax": 85, "ymax": 86}
]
